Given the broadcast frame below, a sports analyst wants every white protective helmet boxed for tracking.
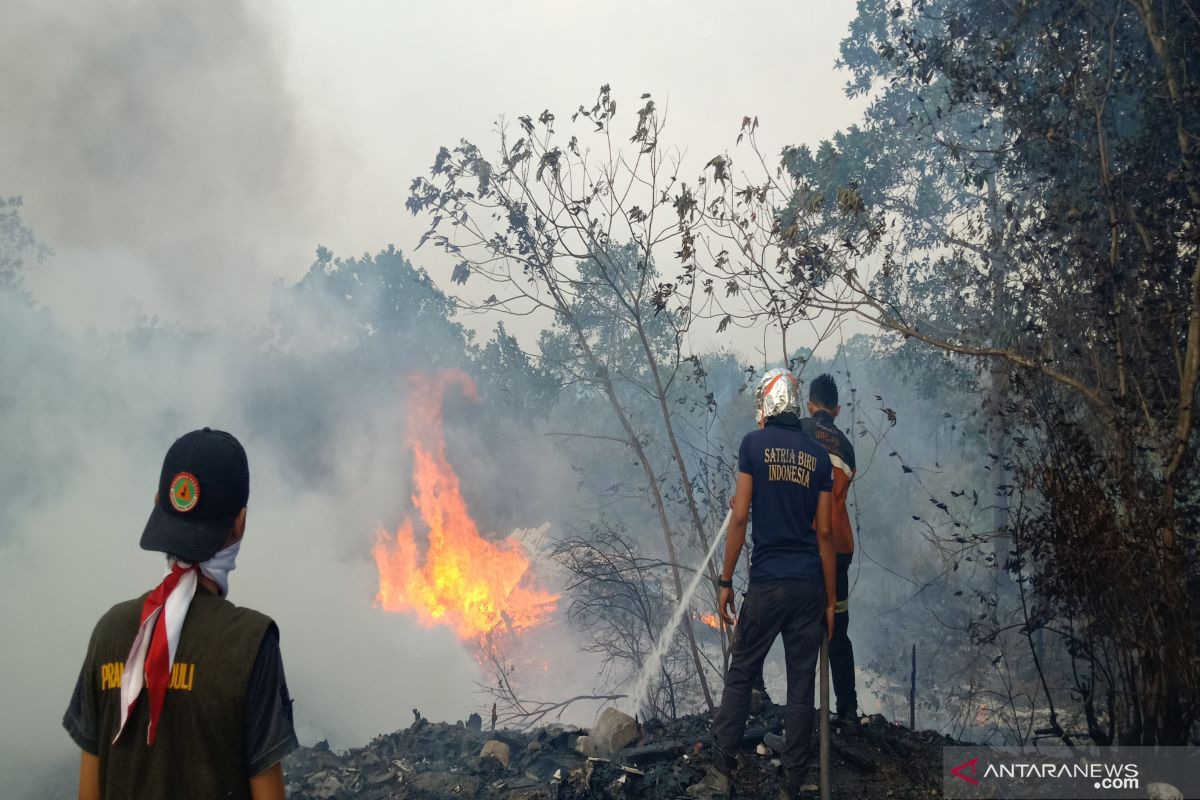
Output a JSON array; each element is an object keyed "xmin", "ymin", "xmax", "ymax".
[{"xmin": 754, "ymin": 368, "xmax": 802, "ymax": 426}]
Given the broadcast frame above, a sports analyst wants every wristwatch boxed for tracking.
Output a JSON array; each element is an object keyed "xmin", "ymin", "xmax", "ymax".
[{"xmin": 717, "ymin": 577, "xmax": 733, "ymax": 589}]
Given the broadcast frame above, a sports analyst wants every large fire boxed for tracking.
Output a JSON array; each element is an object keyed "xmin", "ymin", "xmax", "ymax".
[{"xmin": 373, "ymin": 370, "xmax": 558, "ymax": 644}]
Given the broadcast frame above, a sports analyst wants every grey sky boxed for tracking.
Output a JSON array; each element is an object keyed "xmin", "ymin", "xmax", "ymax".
[
  {"xmin": 278, "ymin": 0, "xmax": 868, "ymax": 358},
  {"xmin": 7, "ymin": 0, "xmax": 863, "ymax": 352},
  {"xmin": 278, "ymin": 0, "xmax": 864, "ymax": 264}
]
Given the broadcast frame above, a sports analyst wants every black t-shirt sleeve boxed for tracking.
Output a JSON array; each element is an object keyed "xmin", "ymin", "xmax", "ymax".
[
  {"xmin": 243, "ymin": 624, "xmax": 300, "ymax": 776},
  {"xmin": 63, "ymin": 655, "xmax": 100, "ymax": 755}
]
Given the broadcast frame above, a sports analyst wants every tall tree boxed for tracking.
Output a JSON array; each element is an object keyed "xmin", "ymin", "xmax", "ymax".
[
  {"xmin": 408, "ymin": 87, "xmax": 740, "ymax": 712},
  {"xmin": 689, "ymin": 0, "xmax": 1200, "ymax": 744}
]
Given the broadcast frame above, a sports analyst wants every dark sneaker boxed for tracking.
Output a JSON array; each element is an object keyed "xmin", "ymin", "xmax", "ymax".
[
  {"xmin": 686, "ymin": 766, "xmax": 733, "ymax": 799},
  {"xmin": 761, "ymin": 730, "xmax": 786, "ymax": 753},
  {"xmin": 835, "ymin": 711, "xmax": 861, "ymax": 735}
]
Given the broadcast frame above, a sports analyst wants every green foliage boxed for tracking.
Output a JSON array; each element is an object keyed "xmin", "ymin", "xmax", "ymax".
[
  {"xmin": 0, "ymin": 197, "xmax": 47, "ymax": 296},
  {"xmin": 537, "ymin": 244, "xmax": 678, "ymax": 397},
  {"xmin": 783, "ymin": 0, "xmax": 1200, "ymax": 745},
  {"xmin": 475, "ymin": 322, "xmax": 557, "ymax": 424},
  {"xmin": 290, "ymin": 244, "xmax": 467, "ymax": 354}
]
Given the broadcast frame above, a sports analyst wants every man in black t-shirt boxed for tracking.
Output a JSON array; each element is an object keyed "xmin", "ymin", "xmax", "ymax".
[
  {"xmin": 688, "ymin": 369, "xmax": 836, "ymax": 799},
  {"xmin": 800, "ymin": 374, "xmax": 859, "ymax": 724},
  {"xmin": 63, "ymin": 429, "xmax": 298, "ymax": 800}
]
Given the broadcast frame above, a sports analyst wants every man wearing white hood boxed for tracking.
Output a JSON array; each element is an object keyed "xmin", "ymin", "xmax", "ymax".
[
  {"xmin": 688, "ymin": 370, "xmax": 836, "ymax": 800},
  {"xmin": 63, "ymin": 428, "xmax": 298, "ymax": 799}
]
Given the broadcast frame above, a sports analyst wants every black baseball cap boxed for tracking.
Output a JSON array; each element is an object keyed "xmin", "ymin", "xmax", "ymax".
[{"xmin": 140, "ymin": 428, "xmax": 250, "ymax": 562}]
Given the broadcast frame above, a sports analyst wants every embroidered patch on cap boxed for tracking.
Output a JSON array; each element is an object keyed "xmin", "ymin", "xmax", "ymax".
[{"xmin": 169, "ymin": 472, "xmax": 200, "ymax": 513}]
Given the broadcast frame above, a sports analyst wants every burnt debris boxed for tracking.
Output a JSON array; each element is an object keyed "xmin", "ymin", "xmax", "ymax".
[{"xmin": 283, "ymin": 707, "xmax": 955, "ymax": 799}]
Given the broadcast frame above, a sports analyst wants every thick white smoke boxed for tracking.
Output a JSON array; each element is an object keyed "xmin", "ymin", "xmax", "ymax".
[
  {"xmin": 0, "ymin": 1, "xmax": 486, "ymax": 794},
  {"xmin": 0, "ymin": 0, "xmax": 332, "ymax": 332}
]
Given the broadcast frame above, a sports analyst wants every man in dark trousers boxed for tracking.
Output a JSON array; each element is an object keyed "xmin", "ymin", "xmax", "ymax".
[
  {"xmin": 63, "ymin": 428, "xmax": 299, "ymax": 800},
  {"xmin": 688, "ymin": 369, "xmax": 835, "ymax": 799},
  {"xmin": 762, "ymin": 374, "xmax": 861, "ymax": 755},
  {"xmin": 800, "ymin": 374, "xmax": 859, "ymax": 725}
]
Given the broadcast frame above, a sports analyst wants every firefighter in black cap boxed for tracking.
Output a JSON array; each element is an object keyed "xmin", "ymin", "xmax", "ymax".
[{"xmin": 63, "ymin": 428, "xmax": 298, "ymax": 800}]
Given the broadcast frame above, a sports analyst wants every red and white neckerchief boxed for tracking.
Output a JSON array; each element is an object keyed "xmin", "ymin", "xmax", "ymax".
[
  {"xmin": 113, "ymin": 561, "xmax": 201, "ymax": 745},
  {"xmin": 113, "ymin": 543, "xmax": 240, "ymax": 745}
]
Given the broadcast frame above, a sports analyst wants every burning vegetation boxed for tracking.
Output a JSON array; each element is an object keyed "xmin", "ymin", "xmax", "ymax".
[{"xmin": 373, "ymin": 370, "xmax": 558, "ymax": 647}]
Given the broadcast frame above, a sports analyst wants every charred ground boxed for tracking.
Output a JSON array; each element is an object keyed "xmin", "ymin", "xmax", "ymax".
[{"xmin": 283, "ymin": 707, "xmax": 953, "ymax": 800}]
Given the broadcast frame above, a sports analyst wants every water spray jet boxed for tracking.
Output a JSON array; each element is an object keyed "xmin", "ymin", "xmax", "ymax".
[{"xmin": 623, "ymin": 509, "xmax": 732, "ymax": 716}]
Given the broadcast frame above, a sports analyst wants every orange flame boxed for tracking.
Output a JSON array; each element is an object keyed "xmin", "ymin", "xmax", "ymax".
[
  {"xmin": 698, "ymin": 612, "xmax": 722, "ymax": 630},
  {"xmin": 373, "ymin": 370, "xmax": 558, "ymax": 643}
]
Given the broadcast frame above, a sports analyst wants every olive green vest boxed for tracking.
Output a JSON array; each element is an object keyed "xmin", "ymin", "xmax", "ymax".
[{"xmin": 84, "ymin": 589, "xmax": 272, "ymax": 800}]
